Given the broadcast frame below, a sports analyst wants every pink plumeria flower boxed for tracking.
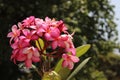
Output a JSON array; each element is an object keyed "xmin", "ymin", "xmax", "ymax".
[
  {"xmin": 30, "ymin": 18, "xmax": 45, "ymax": 36},
  {"xmin": 20, "ymin": 29, "xmax": 38, "ymax": 42},
  {"xmin": 45, "ymin": 17, "xmax": 60, "ymax": 29},
  {"xmin": 64, "ymin": 34, "xmax": 76, "ymax": 55},
  {"xmin": 45, "ymin": 17, "xmax": 54, "ymax": 25},
  {"xmin": 57, "ymin": 20, "xmax": 68, "ymax": 32},
  {"xmin": 10, "ymin": 37, "xmax": 30, "ymax": 63},
  {"xmin": 51, "ymin": 34, "xmax": 68, "ymax": 49},
  {"xmin": 7, "ymin": 25, "xmax": 20, "ymax": 43},
  {"xmin": 62, "ymin": 54, "xmax": 79, "ymax": 69},
  {"xmin": 18, "ymin": 22, "xmax": 25, "ymax": 30},
  {"xmin": 22, "ymin": 46, "xmax": 40, "ymax": 68},
  {"xmin": 44, "ymin": 27, "xmax": 60, "ymax": 41},
  {"xmin": 11, "ymin": 38, "xmax": 30, "ymax": 50},
  {"xmin": 8, "ymin": 16, "xmax": 79, "ymax": 70},
  {"xmin": 11, "ymin": 49, "xmax": 19, "ymax": 64},
  {"xmin": 22, "ymin": 16, "xmax": 35, "ymax": 27},
  {"xmin": 11, "ymin": 48, "xmax": 29, "ymax": 64}
]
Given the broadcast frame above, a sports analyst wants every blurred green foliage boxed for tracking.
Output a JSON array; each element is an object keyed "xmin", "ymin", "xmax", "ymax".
[{"xmin": 0, "ymin": 0, "xmax": 120, "ymax": 80}]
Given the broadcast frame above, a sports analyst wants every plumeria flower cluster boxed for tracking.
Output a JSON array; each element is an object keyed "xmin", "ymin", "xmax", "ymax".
[{"xmin": 7, "ymin": 16, "xmax": 79, "ymax": 70}]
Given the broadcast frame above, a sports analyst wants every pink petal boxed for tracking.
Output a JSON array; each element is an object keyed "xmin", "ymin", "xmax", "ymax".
[
  {"xmin": 44, "ymin": 33, "xmax": 53, "ymax": 41},
  {"xmin": 22, "ymin": 47, "xmax": 29, "ymax": 54},
  {"xmin": 45, "ymin": 17, "xmax": 51, "ymax": 22},
  {"xmin": 7, "ymin": 32, "xmax": 13, "ymax": 37},
  {"xmin": 37, "ymin": 28, "xmax": 45, "ymax": 36},
  {"xmin": 27, "ymin": 53, "xmax": 32, "ymax": 59},
  {"xmin": 17, "ymin": 54, "xmax": 26, "ymax": 61},
  {"xmin": 62, "ymin": 60, "xmax": 68, "ymax": 68},
  {"xmin": 62, "ymin": 54, "xmax": 68, "ymax": 60},
  {"xmin": 31, "ymin": 35, "xmax": 39, "ymax": 40},
  {"xmin": 68, "ymin": 61, "xmax": 74, "ymax": 69},
  {"xmin": 52, "ymin": 41, "xmax": 58, "ymax": 49},
  {"xmin": 57, "ymin": 21, "xmax": 67, "ymax": 32},
  {"xmin": 32, "ymin": 56, "xmax": 40, "ymax": 62},
  {"xmin": 22, "ymin": 29, "xmax": 30, "ymax": 36},
  {"xmin": 21, "ymin": 41, "xmax": 30, "ymax": 48},
  {"xmin": 70, "ymin": 55, "xmax": 79, "ymax": 62},
  {"xmin": 11, "ymin": 49, "xmax": 18, "ymax": 60},
  {"xmin": 58, "ymin": 40, "xmax": 65, "ymax": 48},
  {"xmin": 33, "ymin": 50, "xmax": 40, "ymax": 57},
  {"xmin": 50, "ymin": 28, "xmax": 60, "ymax": 38},
  {"xmin": 25, "ymin": 59, "xmax": 32, "ymax": 68},
  {"xmin": 60, "ymin": 35, "xmax": 68, "ymax": 41},
  {"xmin": 30, "ymin": 25, "xmax": 36, "ymax": 29},
  {"xmin": 11, "ymin": 42, "xmax": 18, "ymax": 49},
  {"xmin": 18, "ymin": 22, "xmax": 23, "ymax": 29},
  {"xmin": 10, "ymin": 37, "xmax": 14, "ymax": 44},
  {"xmin": 38, "ymin": 28, "xmax": 45, "ymax": 33},
  {"xmin": 70, "ymin": 48, "xmax": 76, "ymax": 55},
  {"xmin": 37, "ymin": 32, "xmax": 43, "ymax": 36},
  {"xmin": 12, "ymin": 25, "xmax": 18, "ymax": 33}
]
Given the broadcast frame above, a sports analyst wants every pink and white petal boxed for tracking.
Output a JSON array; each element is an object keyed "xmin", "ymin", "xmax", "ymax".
[
  {"xmin": 70, "ymin": 55, "xmax": 79, "ymax": 62},
  {"xmin": 45, "ymin": 17, "xmax": 51, "ymax": 22},
  {"xmin": 18, "ymin": 22, "xmax": 23, "ymax": 29},
  {"xmin": 12, "ymin": 25, "xmax": 18, "ymax": 33},
  {"xmin": 60, "ymin": 35, "xmax": 68, "ymax": 41},
  {"xmin": 7, "ymin": 32, "xmax": 13, "ymax": 37},
  {"xmin": 16, "ymin": 30, "xmax": 20, "ymax": 35},
  {"xmin": 10, "ymin": 37, "xmax": 14, "ymax": 44},
  {"xmin": 68, "ymin": 61, "xmax": 74, "ymax": 69},
  {"xmin": 31, "ymin": 30, "xmax": 36, "ymax": 35},
  {"xmin": 27, "ymin": 53, "xmax": 32, "ymax": 59},
  {"xmin": 22, "ymin": 47, "xmax": 29, "ymax": 54},
  {"xmin": 30, "ymin": 25, "xmax": 36, "ymax": 29},
  {"xmin": 62, "ymin": 54, "xmax": 68, "ymax": 60}
]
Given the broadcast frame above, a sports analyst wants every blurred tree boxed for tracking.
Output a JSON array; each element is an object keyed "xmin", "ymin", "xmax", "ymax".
[{"xmin": 0, "ymin": 0, "xmax": 119, "ymax": 80}]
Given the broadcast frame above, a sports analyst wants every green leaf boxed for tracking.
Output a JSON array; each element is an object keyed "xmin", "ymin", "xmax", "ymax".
[
  {"xmin": 54, "ymin": 44, "xmax": 91, "ymax": 80},
  {"xmin": 67, "ymin": 57, "xmax": 91, "ymax": 80},
  {"xmin": 54, "ymin": 59, "xmax": 70, "ymax": 80},
  {"xmin": 76, "ymin": 44, "xmax": 91, "ymax": 57},
  {"xmin": 35, "ymin": 38, "xmax": 44, "ymax": 50}
]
